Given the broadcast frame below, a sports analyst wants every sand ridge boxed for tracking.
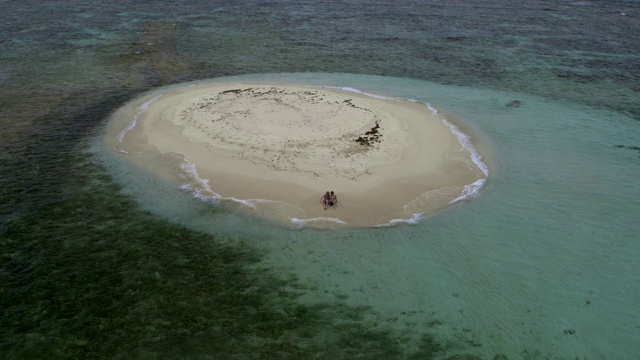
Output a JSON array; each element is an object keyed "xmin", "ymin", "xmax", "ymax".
[{"xmin": 105, "ymin": 82, "xmax": 485, "ymax": 227}]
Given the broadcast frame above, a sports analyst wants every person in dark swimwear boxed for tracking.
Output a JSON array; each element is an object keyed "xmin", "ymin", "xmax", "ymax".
[{"xmin": 330, "ymin": 191, "xmax": 338, "ymax": 206}]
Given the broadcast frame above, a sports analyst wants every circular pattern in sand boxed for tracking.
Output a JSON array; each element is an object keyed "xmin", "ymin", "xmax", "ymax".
[{"xmin": 170, "ymin": 86, "xmax": 408, "ymax": 180}]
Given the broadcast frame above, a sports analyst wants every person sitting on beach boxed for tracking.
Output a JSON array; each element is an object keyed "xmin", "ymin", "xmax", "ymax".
[
  {"xmin": 330, "ymin": 191, "xmax": 338, "ymax": 206},
  {"xmin": 321, "ymin": 191, "xmax": 331, "ymax": 209}
]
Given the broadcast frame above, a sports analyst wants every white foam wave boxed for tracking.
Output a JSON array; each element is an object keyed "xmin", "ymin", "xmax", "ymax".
[
  {"xmin": 326, "ymin": 86, "xmax": 393, "ymax": 100},
  {"xmin": 450, "ymin": 178, "xmax": 487, "ymax": 204},
  {"xmin": 225, "ymin": 197, "xmax": 258, "ymax": 209},
  {"xmin": 178, "ymin": 162, "xmax": 281, "ymax": 210},
  {"xmin": 117, "ymin": 95, "xmax": 162, "ymax": 143},
  {"xmin": 178, "ymin": 162, "xmax": 220, "ymax": 204},
  {"xmin": 385, "ymin": 213, "xmax": 423, "ymax": 226},
  {"xmin": 425, "ymin": 102, "xmax": 489, "ymax": 204},
  {"xmin": 290, "ymin": 216, "xmax": 349, "ymax": 229}
]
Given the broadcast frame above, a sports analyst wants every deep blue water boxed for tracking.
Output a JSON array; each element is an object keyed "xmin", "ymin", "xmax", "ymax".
[{"xmin": 1, "ymin": 1, "xmax": 639, "ymax": 359}]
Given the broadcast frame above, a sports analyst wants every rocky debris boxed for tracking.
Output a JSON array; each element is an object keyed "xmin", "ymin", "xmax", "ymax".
[
  {"xmin": 354, "ymin": 121, "xmax": 381, "ymax": 146},
  {"xmin": 221, "ymin": 89, "xmax": 245, "ymax": 95},
  {"xmin": 343, "ymin": 99, "xmax": 371, "ymax": 112}
]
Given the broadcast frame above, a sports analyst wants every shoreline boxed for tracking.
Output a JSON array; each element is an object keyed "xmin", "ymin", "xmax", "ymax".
[{"xmin": 104, "ymin": 82, "xmax": 487, "ymax": 227}]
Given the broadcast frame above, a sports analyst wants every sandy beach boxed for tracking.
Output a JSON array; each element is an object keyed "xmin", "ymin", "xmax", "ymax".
[{"xmin": 105, "ymin": 82, "xmax": 484, "ymax": 227}]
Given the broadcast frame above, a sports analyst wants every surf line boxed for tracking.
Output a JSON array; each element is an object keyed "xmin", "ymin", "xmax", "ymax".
[
  {"xmin": 425, "ymin": 103, "xmax": 489, "ymax": 203},
  {"xmin": 116, "ymin": 95, "xmax": 163, "ymax": 143}
]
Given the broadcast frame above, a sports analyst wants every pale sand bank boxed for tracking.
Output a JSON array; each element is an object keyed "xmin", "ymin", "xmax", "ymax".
[{"xmin": 104, "ymin": 82, "xmax": 486, "ymax": 227}]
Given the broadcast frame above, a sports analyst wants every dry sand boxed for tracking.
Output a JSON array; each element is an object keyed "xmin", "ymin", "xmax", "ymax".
[{"xmin": 104, "ymin": 82, "xmax": 484, "ymax": 227}]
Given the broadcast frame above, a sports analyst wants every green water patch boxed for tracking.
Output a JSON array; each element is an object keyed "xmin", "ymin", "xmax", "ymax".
[
  {"xmin": 1, "ymin": 149, "xmax": 494, "ymax": 359},
  {"xmin": 0, "ymin": 89, "xmax": 136, "ymax": 228}
]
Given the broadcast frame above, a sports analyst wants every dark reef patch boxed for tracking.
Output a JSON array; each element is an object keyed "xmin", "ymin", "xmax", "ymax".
[
  {"xmin": 1, "ymin": 129, "xmax": 490, "ymax": 359},
  {"xmin": 614, "ymin": 144, "xmax": 640, "ymax": 154},
  {"xmin": 505, "ymin": 100, "xmax": 522, "ymax": 108}
]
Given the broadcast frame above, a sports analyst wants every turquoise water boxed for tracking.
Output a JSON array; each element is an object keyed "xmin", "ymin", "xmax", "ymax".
[{"xmin": 2, "ymin": 1, "xmax": 639, "ymax": 359}]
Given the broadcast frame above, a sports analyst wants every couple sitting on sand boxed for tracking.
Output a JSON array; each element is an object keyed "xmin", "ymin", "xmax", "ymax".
[{"xmin": 321, "ymin": 191, "xmax": 338, "ymax": 209}]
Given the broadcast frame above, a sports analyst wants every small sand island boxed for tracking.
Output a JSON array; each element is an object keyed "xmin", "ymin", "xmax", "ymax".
[{"xmin": 104, "ymin": 82, "xmax": 487, "ymax": 227}]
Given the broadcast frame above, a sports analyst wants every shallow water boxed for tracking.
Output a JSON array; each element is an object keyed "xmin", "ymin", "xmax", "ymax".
[{"xmin": 2, "ymin": 0, "xmax": 639, "ymax": 359}]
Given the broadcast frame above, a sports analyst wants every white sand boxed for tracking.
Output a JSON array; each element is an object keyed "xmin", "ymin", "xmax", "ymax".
[{"xmin": 104, "ymin": 82, "xmax": 484, "ymax": 227}]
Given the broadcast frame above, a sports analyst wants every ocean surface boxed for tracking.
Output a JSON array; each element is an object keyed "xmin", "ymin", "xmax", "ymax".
[{"xmin": 1, "ymin": 0, "xmax": 639, "ymax": 359}]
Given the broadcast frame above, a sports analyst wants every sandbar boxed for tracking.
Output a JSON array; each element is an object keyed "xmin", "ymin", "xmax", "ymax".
[{"xmin": 104, "ymin": 82, "xmax": 486, "ymax": 227}]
